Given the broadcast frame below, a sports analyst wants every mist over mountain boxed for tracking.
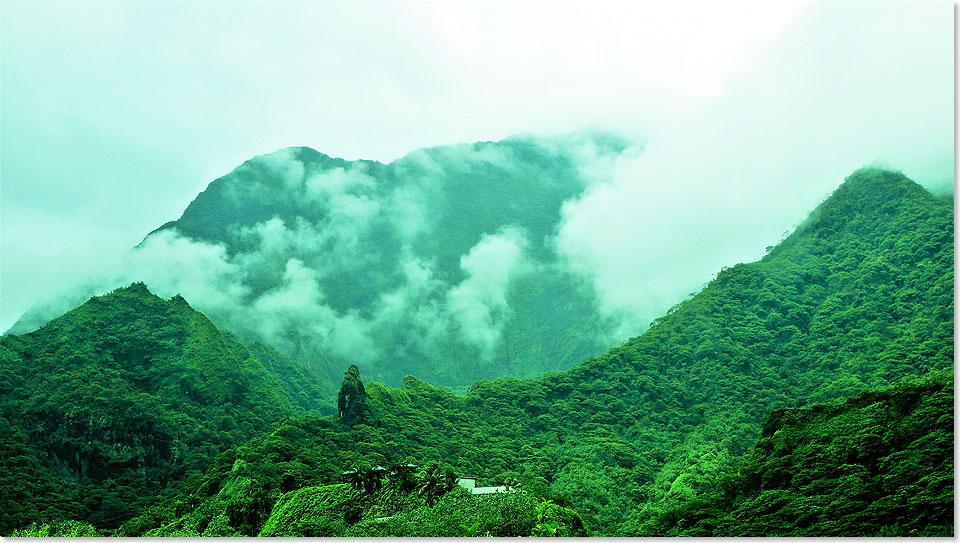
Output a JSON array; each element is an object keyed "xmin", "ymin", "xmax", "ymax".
[
  {"xmin": 9, "ymin": 132, "xmax": 639, "ymax": 389},
  {"xmin": 8, "ymin": 4, "xmax": 951, "ymax": 383}
]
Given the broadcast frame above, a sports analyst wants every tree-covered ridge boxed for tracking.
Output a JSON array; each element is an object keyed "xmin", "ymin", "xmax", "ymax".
[
  {"xmin": 112, "ymin": 168, "xmax": 953, "ymax": 535},
  {"xmin": 653, "ymin": 370, "xmax": 953, "ymax": 536},
  {"xmin": 126, "ymin": 132, "xmax": 634, "ymax": 390},
  {"xmin": 0, "ymin": 283, "xmax": 321, "ymax": 532}
]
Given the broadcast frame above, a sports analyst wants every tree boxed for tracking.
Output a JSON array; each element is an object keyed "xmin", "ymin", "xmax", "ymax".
[{"xmin": 417, "ymin": 462, "xmax": 458, "ymax": 506}]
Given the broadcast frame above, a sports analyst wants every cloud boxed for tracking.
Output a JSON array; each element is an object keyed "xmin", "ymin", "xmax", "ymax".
[
  {"xmin": 256, "ymin": 148, "xmax": 306, "ymax": 190},
  {"xmin": 3, "ymin": 1, "xmax": 949, "ymax": 388},
  {"xmin": 1, "ymin": 1, "xmax": 805, "ymax": 331},
  {"xmin": 128, "ymin": 229, "xmax": 249, "ymax": 312},
  {"xmin": 515, "ymin": 130, "xmax": 641, "ymax": 188},
  {"xmin": 251, "ymin": 258, "xmax": 323, "ymax": 315},
  {"xmin": 554, "ymin": 1, "xmax": 953, "ymax": 337},
  {"xmin": 387, "ymin": 184, "xmax": 433, "ymax": 242},
  {"xmin": 446, "ymin": 227, "xmax": 531, "ymax": 355},
  {"xmin": 4, "ymin": 227, "xmax": 248, "ymax": 335},
  {"xmin": 132, "ymin": 232, "xmax": 384, "ymax": 365},
  {"xmin": 7, "ymin": 133, "xmax": 618, "ymax": 388},
  {"xmin": 245, "ymin": 257, "xmax": 379, "ymax": 363},
  {"xmin": 373, "ymin": 250, "xmax": 443, "ymax": 323},
  {"xmin": 304, "ymin": 166, "xmax": 376, "ymax": 200}
]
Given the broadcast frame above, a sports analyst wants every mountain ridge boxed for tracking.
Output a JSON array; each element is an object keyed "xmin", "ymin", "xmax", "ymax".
[
  {"xmin": 0, "ymin": 282, "xmax": 326, "ymax": 531},
  {"xmin": 1, "ymin": 157, "xmax": 951, "ymax": 535},
  {"xmin": 102, "ymin": 166, "xmax": 952, "ymax": 536}
]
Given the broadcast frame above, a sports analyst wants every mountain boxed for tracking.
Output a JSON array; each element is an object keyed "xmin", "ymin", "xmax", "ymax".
[
  {"xmin": 654, "ymin": 370, "xmax": 952, "ymax": 536},
  {"xmin": 10, "ymin": 132, "xmax": 637, "ymax": 391},
  {"xmin": 137, "ymin": 132, "xmax": 634, "ymax": 389},
  {"xmin": 0, "ymin": 283, "xmax": 320, "ymax": 532},
  {"xmin": 110, "ymin": 167, "xmax": 954, "ymax": 536}
]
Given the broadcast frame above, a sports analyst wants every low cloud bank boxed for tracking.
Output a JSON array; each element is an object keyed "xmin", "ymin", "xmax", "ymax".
[{"xmin": 6, "ymin": 3, "xmax": 950, "ymax": 386}]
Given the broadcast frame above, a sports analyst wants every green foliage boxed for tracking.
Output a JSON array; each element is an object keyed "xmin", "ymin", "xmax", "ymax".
[
  {"xmin": 0, "ymin": 284, "xmax": 299, "ymax": 533},
  {"xmin": 186, "ymin": 461, "xmax": 554, "ymax": 538},
  {"xmin": 655, "ymin": 371, "xmax": 954, "ymax": 536},
  {"xmin": 10, "ymin": 520, "xmax": 100, "ymax": 537},
  {"xmin": 343, "ymin": 486, "xmax": 539, "ymax": 537},
  {"xmin": 416, "ymin": 461, "xmax": 458, "ymax": 506},
  {"xmin": 533, "ymin": 498, "xmax": 587, "ymax": 536},
  {"xmin": 134, "ymin": 455, "xmax": 279, "ymax": 537},
  {"xmin": 258, "ymin": 484, "xmax": 357, "ymax": 536},
  {"xmin": 118, "ymin": 171, "xmax": 952, "ymax": 536},
  {"xmin": 245, "ymin": 340, "xmax": 332, "ymax": 414}
]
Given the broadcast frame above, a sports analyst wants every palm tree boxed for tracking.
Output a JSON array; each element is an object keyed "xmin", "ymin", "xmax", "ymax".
[
  {"xmin": 348, "ymin": 463, "xmax": 383, "ymax": 494},
  {"xmin": 367, "ymin": 465, "xmax": 388, "ymax": 493},
  {"xmin": 417, "ymin": 461, "xmax": 457, "ymax": 505},
  {"xmin": 388, "ymin": 462, "xmax": 418, "ymax": 492},
  {"xmin": 341, "ymin": 468, "xmax": 361, "ymax": 490}
]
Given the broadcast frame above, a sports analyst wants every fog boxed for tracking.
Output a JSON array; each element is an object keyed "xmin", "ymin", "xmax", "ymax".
[
  {"xmin": 6, "ymin": 135, "xmax": 630, "ymax": 384},
  {"xmin": 2, "ymin": 2, "xmax": 952, "ymax": 371},
  {"xmin": 555, "ymin": 1, "xmax": 953, "ymax": 335}
]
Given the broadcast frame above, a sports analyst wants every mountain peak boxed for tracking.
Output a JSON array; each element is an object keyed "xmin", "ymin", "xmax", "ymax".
[
  {"xmin": 782, "ymin": 167, "xmax": 945, "ymax": 247},
  {"xmin": 837, "ymin": 166, "xmax": 928, "ymax": 200},
  {"xmin": 114, "ymin": 280, "xmax": 152, "ymax": 297}
]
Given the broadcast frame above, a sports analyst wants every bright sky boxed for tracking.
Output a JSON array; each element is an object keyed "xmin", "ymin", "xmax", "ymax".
[{"xmin": 0, "ymin": 0, "xmax": 953, "ymax": 332}]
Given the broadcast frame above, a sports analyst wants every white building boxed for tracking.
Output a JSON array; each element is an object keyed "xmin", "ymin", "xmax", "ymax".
[{"xmin": 456, "ymin": 477, "xmax": 511, "ymax": 495}]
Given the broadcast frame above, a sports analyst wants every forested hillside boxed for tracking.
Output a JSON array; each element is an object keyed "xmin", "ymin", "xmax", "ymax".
[
  {"xmin": 24, "ymin": 166, "xmax": 945, "ymax": 537},
  {"xmin": 0, "ymin": 283, "xmax": 323, "ymax": 532},
  {"xmin": 652, "ymin": 370, "xmax": 953, "ymax": 536}
]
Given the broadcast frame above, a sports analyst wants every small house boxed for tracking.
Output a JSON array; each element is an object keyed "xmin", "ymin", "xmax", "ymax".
[{"xmin": 456, "ymin": 476, "xmax": 511, "ymax": 495}]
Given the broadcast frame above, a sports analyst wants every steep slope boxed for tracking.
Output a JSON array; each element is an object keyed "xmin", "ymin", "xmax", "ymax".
[
  {"xmin": 244, "ymin": 339, "xmax": 331, "ymax": 415},
  {"xmin": 654, "ymin": 370, "xmax": 953, "ymax": 536},
  {"xmin": 0, "ymin": 283, "xmax": 310, "ymax": 532},
  {"xmin": 134, "ymin": 132, "xmax": 632, "ymax": 389},
  {"xmin": 119, "ymin": 167, "xmax": 953, "ymax": 535}
]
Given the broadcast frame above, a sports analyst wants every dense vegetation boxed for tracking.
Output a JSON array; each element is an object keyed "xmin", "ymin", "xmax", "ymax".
[
  {"xmin": 117, "ymin": 457, "xmax": 584, "ymax": 537},
  {"xmin": 652, "ymin": 370, "xmax": 953, "ymax": 536},
  {"xmin": 0, "ymin": 283, "xmax": 323, "ymax": 532},
  {"xmin": 1, "ymin": 167, "xmax": 953, "ymax": 536}
]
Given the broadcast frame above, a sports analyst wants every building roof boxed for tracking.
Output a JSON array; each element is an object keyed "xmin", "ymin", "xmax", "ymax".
[
  {"xmin": 471, "ymin": 486, "xmax": 509, "ymax": 494},
  {"xmin": 457, "ymin": 476, "xmax": 514, "ymax": 494}
]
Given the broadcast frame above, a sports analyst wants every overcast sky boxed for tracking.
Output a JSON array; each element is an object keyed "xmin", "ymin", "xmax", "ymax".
[{"xmin": 1, "ymin": 0, "xmax": 953, "ymax": 332}]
